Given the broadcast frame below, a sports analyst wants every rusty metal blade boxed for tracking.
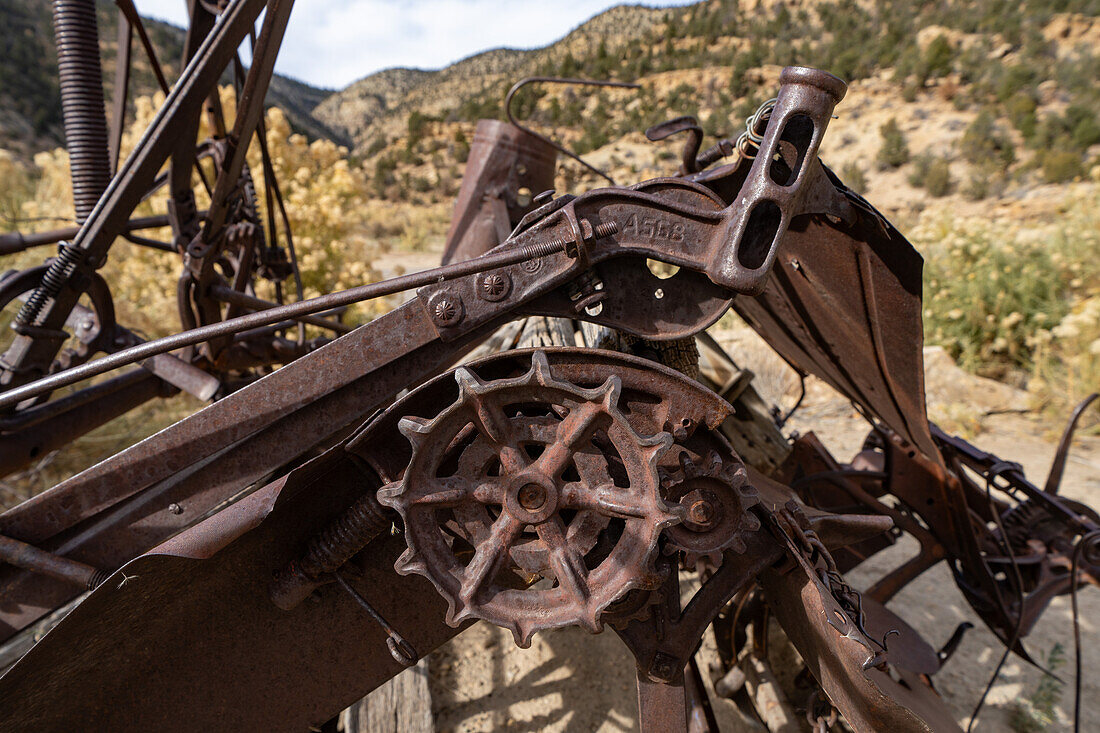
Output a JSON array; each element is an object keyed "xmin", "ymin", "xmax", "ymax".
[{"xmin": 733, "ymin": 204, "xmax": 938, "ymax": 461}]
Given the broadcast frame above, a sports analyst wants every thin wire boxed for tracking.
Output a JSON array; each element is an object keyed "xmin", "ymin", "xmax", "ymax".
[
  {"xmin": 967, "ymin": 474, "xmax": 1029, "ymax": 732},
  {"xmin": 777, "ymin": 372, "xmax": 806, "ymax": 428},
  {"xmin": 505, "ymin": 76, "xmax": 640, "ymax": 186},
  {"xmin": 1069, "ymin": 531, "xmax": 1097, "ymax": 733}
]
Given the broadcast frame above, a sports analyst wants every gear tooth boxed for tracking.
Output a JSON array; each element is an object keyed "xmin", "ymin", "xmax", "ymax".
[
  {"xmin": 730, "ymin": 535, "xmax": 748, "ymax": 554},
  {"xmin": 454, "ymin": 366, "xmax": 486, "ymax": 397},
  {"xmin": 529, "ymin": 350, "xmax": 554, "ymax": 386},
  {"xmin": 706, "ymin": 450, "xmax": 722, "ymax": 472},
  {"xmin": 394, "ymin": 548, "xmax": 424, "ymax": 575},
  {"xmin": 678, "ymin": 451, "xmax": 694, "ymax": 474},
  {"xmin": 661, "ymin": 505, "xmax": 685, "ymax": 528},
  {"xmin": 515, "ymin": 621, "xmax": 535, "ymax": 649},
  {"xmin": 645, "ymin": 431, "xmax": 674, "ymax": 454},
  {"xmin": 448, "ymin": 596, "xmax": 475, "ymax": 626},
  {"xmin": 681, "ymin": 552, "xmax": 700, "ymax": 570},
  {"xmin": 398, "ymin": 416, "xmax": 432, "ymax": 446},
  {"xmin": 597, "ymin": 375, "xmax": 622, "ymax": 410},
  {"xmin": 376, "ymin": 482, "xmax": 403, "ymax": 507},
  {"xmin": 745, "ymin": 513, "xmax": 761, "ymax": 531}
]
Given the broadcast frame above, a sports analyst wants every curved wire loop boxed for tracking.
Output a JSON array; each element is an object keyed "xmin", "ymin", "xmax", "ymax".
[{"xmin": 505, "ymin": 76, "xmax": 640, "ymax": 186}]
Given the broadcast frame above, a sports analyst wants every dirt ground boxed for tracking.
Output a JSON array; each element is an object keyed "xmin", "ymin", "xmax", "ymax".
[{"xmin": 416, "ymin": 324, "xmax": 1099, "ymax": 732}]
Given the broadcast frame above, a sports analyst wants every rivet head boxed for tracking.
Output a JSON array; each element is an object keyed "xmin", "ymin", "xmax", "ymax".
[
  {"xmin": 427, "ymin": 290, "xmax": 464, "ymax": 327},
  {"xmin": 476, "ymin": 272, "xmax": 511, "ymax": 302}
]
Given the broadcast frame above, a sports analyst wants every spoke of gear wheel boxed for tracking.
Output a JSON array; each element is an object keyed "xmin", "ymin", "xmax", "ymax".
[{"xmin": 378, "ymin": 351, "xmax": 682, "ymax": 647}]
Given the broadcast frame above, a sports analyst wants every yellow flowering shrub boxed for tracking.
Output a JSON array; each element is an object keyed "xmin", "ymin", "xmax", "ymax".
[
  {"xmin": 0, "ymin": 90, "xmax": 394, "ymax": 496},
  {"xmin": 7, "ymin": 88, "xmax": 390, "ymax": 338},
  {"xmin": 914, "ymin": 184, "xmax": 1100, "ymax": 421}
]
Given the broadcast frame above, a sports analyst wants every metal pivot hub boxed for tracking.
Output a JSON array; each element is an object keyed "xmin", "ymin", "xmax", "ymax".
[
  {"xmin": 379, "ymin": 351, "xmax": 682, "ymax": 647},
  {"xmin": 662, "ymin": 450, "xmax": 761, "ymax": 568}
]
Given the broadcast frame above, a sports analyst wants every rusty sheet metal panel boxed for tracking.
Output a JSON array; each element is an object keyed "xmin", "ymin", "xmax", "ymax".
[
  {"xmin": 442, "ymin": 119, "xmax": 556, "ymax": 264},
  {"xmin": 0, "ymin": 452, "xmax": 464, "ymax": 732},
  {"xmin": 733, "ymin": 203, "xmax": 939, "ymax": 462},
  {"xmin": 0, "ymin": 302, "xmax": 484, "ymax": 642}
]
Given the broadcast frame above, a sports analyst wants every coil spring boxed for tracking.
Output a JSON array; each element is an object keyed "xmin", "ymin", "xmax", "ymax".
[
  {"xmin": 297, "ymin": 491, "xmax": 392, "ymax": 580},
  {"xmin": 53, "ymin": 0, "xmax": 112, "ymax": 223},
  {"xmin": 14, "ymin": 242, "xmax": 85, "ymax": 326}
]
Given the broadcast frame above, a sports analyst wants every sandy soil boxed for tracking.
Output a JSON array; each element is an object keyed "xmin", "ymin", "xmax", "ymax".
[{"xmin": 419, "ymin": 325, "xmax": 1099, "ymax": 732}]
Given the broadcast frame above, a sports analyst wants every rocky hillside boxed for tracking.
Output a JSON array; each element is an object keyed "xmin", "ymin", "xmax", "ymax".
[
  {"xmin": 0, "ymin": 0, "xmax": 344, "ymax": 158},
  {"xmin": 313, "ymin": 4, "xmax": 673, "ymax": 149},
  {"xmin": 5, "ymin": 0, "xmax": 1100, "ymax": 227}
]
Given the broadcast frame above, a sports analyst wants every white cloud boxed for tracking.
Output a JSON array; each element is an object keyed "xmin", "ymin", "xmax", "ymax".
[{"xmin": 135, "ymin": 0, "xmax": 693, "ymax": 89}]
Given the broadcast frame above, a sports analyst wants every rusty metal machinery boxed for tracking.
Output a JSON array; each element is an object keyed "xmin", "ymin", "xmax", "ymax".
[{"xmin": 0, "ymin": 3, "xmax": 1097, "ymax": 731}]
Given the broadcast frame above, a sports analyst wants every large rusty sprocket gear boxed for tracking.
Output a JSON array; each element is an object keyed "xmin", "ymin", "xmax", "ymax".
[
  {"xmin": 379, "ymin": 351, "xmax": 682, "ymax": 647},
  {"xmin": 662, "ymin": 449, "xmax": 761, "ymax": 568}
]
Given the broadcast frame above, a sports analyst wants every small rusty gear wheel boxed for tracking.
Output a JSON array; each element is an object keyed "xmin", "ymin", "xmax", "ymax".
[
  {"xmin": 662, "ymin": 450, "xmax": 761, "ymax": 568},
  {"xmin": 379, "ymin": 351, "xmax": 681, "ymax": 647}
]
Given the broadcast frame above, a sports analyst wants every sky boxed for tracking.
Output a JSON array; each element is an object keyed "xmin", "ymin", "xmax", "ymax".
[{"xmin": 137, "ymin": 1, "xmax": 695, "ymax": 90}]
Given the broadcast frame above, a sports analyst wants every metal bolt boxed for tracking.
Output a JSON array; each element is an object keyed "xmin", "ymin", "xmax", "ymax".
[
  {"xmin": 427, "ymin": 291, "xmax": 464, "ymax": 327},
  {"xmin": 517, "ymin": 483, "xmax": 547, "ymax": 511},
  {"xmin": 168, "ymin": 503, "xmax": 183, "ymax": 515},
  {"xmin": 476, "ymin": 272, "xmax": 511, "ymax": 302},
  {"xmin": 650, "ymin": 651, "xmax": 679, "ymax": 682},
  {"xmin": 533, "ymin": 189, "xmax": 555, "ymax": 206},
  {"xmin": 688, "ymin": 499, "xmax": 714, "ymax": 526},
  {"xmin": 434, "ymin": 300, "xmax": 458, "ymax": 322}
]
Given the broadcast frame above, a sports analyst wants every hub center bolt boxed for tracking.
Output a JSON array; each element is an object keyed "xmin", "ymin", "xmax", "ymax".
[{"xmin": 518, "ymin": 483, "xmax": 548, "ymax": 511}]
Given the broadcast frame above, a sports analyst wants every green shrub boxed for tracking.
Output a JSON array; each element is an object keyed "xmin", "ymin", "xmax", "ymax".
[
  {"xmin": 1067, "ymin": 104, "xmax": 1100, "ymax": 149},
  {"xmin": 922, "ymin": 35, "xmax": 954, "ymax": 79},
  {"xmin": 1041, "ymin": 150, "xmax": 1083, "ymax": 183},
  {"xmin": 840, "ymin": 161, "xmax": 868, "ymax": 194},
  {"xmin": 1009, "ymin": 644, "xmax": 1065, "ymax": 733},
  {"xmin": 961, "ymin": 111, "xmax": 1015, "ymax": 171},
  {"xmin": 1005, "ymin": 92, "xmax": 1038, "ymax": 139},
  {"xmin": 915, "ymin": 189, "xmax": 1100, "ymax": 415},
  {"xmin": 908, "ymin": 154, "xmax": 953, "ymax": 196},
  {"xmin": 962, "ymin": 171, "xmax": 992, "ymax": 201},
  {"xmin": 878, "ymin": 118, "xmax": 910, "ymax": 169}
]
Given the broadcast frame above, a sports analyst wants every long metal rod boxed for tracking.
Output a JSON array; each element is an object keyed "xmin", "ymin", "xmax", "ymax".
[
  {"xmin": 0, "ymin": 240, "xmax": 566, "ymax": 410},
  {"xmin": 209, "ymin": 284, "xmax": 351, "ymax": 333},
  {"xmin": 0, "ymin": 534, "xmax": 106, "ymax": 591},
  {"xmin": 0, "ymin": 214, "xmax": 182, "ymax": 256}
]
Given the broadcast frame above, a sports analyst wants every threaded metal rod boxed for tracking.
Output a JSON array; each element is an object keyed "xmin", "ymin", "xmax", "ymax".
[{"xmin": 0, "ymin": 533, "xmax": 109, "ymax": 591}]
